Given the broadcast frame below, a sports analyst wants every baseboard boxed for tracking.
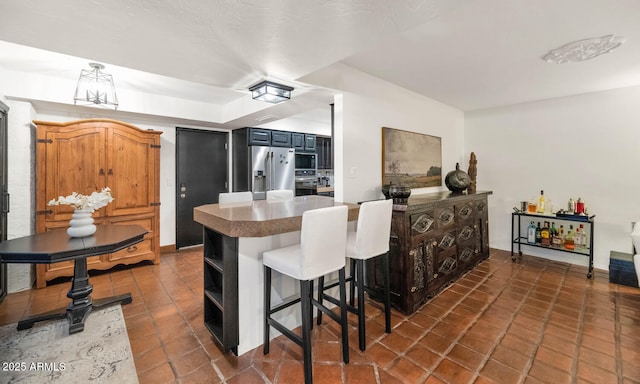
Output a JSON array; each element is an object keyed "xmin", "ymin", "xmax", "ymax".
[
  {"xmin": 160, "ymin": 244, "xmax": 176, "ymax": 253},
  {"xmin": 160, "ymin": 244, "xmax": 204, "ymax": 253}
]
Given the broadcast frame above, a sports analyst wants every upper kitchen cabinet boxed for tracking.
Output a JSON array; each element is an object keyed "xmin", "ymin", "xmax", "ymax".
[
  {"xmin": 293, "ymin": 133, "xmax": 316, "ymax": 152},
  {"xmin": 304, "ymin": 134, "xmax": 316, "ymax": 151},
  {"xmin": 316, "ymin": 136, "xmax": 333, "ymax": 169},
  {"xmin": 292, "ymin": 133, "xmax": 305, "ymax": 150},
  {"xmin": 247, "ymin": 128, "xmax": 271, "ymax": 146},
  {"xmin": 270, "ymin": 130, "xmax": 292, "ymax": 147},
  {"xmin": 34, "ymin": 119, "xmax": 162, "ymax": 288}
]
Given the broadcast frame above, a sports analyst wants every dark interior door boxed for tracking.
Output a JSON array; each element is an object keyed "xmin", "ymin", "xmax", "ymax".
[
  {"xmin": 0, "ymin": 101, "xmax": 8, "ymax": 302},
  {"xmin": 176, "ymin": 128, "xmax": 228, "ymax": 249}
]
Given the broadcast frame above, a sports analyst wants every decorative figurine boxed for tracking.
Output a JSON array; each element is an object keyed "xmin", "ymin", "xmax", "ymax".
[
  {"xmin": 467, "ymin": 152, "xmax": 477, "ymax": 193},
  {"xmin": 445, "ymin": 163, "xmax": 470, "ymax": 193}
]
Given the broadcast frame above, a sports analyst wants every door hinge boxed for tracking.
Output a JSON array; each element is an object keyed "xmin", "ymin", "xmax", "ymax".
[
  {"xmin": 37, "ymin": 139, "xmax": 53, "ymax": 144},
  {"xmin": 150, "ymin": 202, "xmax": 161, "ymax": 206},
  {"xmin": 36, "ymin": 209, "xmax": 53, "ymax": 215},
  {"xmin": 150, "ymin": 144, "xmax": 161, "ymax": 149}
]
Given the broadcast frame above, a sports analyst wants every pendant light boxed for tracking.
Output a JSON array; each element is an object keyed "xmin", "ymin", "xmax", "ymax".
[{"xmin": 73, "ymin": 63, "xmax": 118, "ymax": 109}]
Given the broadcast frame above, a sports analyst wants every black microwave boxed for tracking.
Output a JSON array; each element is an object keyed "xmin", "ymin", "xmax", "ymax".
[{"xmin": 295, "ymin": 153, "xmax": 316, "ymax": 170}]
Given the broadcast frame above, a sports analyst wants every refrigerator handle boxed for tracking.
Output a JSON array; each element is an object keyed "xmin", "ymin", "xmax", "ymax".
[
  {"xmin": 270, "ymin": 150, "xmax": 275, "ymax": 191},
  {"xmin": 267, "ymin": 150, "xmax": 273, "ymax": 191}
]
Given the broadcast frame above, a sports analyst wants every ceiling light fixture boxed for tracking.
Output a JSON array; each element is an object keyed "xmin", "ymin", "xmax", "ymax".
[
  {"xmin": 73, "ymin": 62, "xmax": 118, "ymax": 109},
  {"xmin": 543, "ymin": 35, "xmax": 624, "ymax": 64},
  {"xmin": 249, "ymin": 80, "xmax": 293, "ymax": 104}
]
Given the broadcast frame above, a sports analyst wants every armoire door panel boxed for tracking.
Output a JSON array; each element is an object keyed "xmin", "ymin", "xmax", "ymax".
[
  {"xmin": 42, "ymin": 127, "xmax": 107, "ymax": 222},
  {"xmin": 106, "ymin": 129, "xmax": 157, "ymax": 216}
]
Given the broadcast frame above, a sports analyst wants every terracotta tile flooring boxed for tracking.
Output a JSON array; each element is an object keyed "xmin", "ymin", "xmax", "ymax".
[{"xmin": 1, "ymin": 248, "xmax": 639, "ymax": 383}]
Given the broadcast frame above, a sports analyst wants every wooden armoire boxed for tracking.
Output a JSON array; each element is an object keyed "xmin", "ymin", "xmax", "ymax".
[{"xmin": 35, "ymin": 119, "xmax": 162, "ymax": 288}]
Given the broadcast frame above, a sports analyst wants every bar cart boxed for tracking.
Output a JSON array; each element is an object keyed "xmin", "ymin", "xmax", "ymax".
[{"xmin": 511, "ymin": 211, "xmax": 594, "ymax": 278}]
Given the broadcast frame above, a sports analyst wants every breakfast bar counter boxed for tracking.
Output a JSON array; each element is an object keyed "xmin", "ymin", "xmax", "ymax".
[{"xmin": 193, "ymin": 196, "xmax": 359, "ymax": 355}]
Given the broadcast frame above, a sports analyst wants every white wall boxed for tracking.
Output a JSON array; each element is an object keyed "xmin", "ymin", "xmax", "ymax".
[
  {"xmin": 307, "ymin": 64, "xmax": 465, "ymax": 203},
  {"xmin": 465, "ymin": 85, "xmax": 640, "ymax": 270}
]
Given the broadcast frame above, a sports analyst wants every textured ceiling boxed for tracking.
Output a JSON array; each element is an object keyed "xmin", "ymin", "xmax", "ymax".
[{"xmin": 0, "ymin": 0, "xmax": 639, "ymax": 122}]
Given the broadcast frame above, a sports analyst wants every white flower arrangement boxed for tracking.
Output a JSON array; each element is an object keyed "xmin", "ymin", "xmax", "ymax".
[{"xmin": 48, "ymin": 187, "xmax": 114, "ymax": 212}]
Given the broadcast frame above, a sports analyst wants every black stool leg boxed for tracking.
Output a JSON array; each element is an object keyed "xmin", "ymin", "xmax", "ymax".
[
  {"xmin": 316, "ymin": 276, "xmax": 324, "ymax": 325},
  {"xmin": 263, "ymin": 265, "xmax": 271, "ymax": 355},
  {"xmin": 349, "ymin": 258, "xmax": 356, "ymax": 306},
  {"xmin": 338, "ymin": 267, "xmax": 350, "ymax": 364},
  {"xmin": 382, "ymin": 252, "xmax": 392, "ymax": 333},
  {"xmin": 300, "ymin": 280, "xmax": 313, "ymax": 384},
  {"xmin": 356, "ymin": 259, "xmax": 366, "ymax": 351}
]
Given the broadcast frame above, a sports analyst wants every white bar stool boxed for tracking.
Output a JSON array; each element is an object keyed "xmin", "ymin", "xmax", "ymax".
[
  {"xmin": 266, "ymin": 189, "xmax": 294, "ymax": 200},
  {"xmin": 218, "ymin": 191, "xmax": 253, "ymax": 204},
  {"xmin": 263, "ymin": 205, "xmax": 349, "ymax": 384},
  {"xmin": 318, "ymin": 199, "xmax": 393, "ymax": 351}
]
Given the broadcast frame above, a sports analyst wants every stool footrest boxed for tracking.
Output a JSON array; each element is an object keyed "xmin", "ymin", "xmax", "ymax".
[
  {"xmin": 269, "ymin": 296, "xmax": 301, "ymax": 315},
  {"xmin": 267, "ymin": 317, "xmax": 303, "ymax": 348}
]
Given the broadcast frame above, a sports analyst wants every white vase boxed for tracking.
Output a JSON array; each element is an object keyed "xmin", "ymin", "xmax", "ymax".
[{"xmin": 67, "ymin": 209, "xmax": 96, "ymax": 237}]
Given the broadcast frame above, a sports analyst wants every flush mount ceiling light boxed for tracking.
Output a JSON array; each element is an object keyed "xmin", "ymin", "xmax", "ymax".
[
  {"xmin": 73, "ymin": 62, "xmax": 118, "ymax": 109},
  {"xmin": 249, "ymin": 80, "xmax": 294, "ymax": 104},
  {"xmin": 543, "ymin": 35, "xmax": 625, "ymax": 64}
]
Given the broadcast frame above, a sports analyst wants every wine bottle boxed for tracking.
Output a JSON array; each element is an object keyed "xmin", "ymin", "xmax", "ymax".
[{"xmin": 535, "ymin": 222, "xmax": 542, "ymax": 244}]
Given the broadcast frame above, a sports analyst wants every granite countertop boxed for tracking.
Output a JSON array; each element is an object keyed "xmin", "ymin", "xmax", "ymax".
[{"xmin": 193, "ymin": 195, "xmax": 360, "ymax": 238}]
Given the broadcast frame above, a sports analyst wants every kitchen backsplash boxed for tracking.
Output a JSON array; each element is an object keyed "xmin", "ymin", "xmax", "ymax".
[{"xmin": 317, "ymin": 169, "xmax": 333, "ymax": 187}]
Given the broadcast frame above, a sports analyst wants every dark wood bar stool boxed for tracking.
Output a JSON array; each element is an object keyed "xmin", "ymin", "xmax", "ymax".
[
  {"xmin": 263, "ymin": 205, "xmax": 350, "ymax": 384},
  {"xmin": 318, "ymin": 199, "xmax": 393, "ymax": 351}
]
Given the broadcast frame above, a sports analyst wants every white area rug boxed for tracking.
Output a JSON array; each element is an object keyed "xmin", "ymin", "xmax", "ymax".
[{"xmin": 0, "ymin": 305, "xmax": 138, "ymax": 384}]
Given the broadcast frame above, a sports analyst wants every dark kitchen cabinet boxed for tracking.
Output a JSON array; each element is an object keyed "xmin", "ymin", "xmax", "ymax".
[
  {"xmin": 366, "ymin": 191, "xmax": 491, "ymax": 314},
  {"xmin": 304, "ymin": 134, "xmax": 316, "ymax": 151},
  {"xmin": 316, "ymin": 136, "xmax": 332, "ymax": 169},
  {"xmin": 271, "ymin": 130, "xmax": 292, "ymax": 147},
  {"xmin": 248, "ymin": 128, "xmax": 271, "ymax": 146},
  {"xmin": 292, "ymin": 133, "xmax": 305, "ymax": 150}
]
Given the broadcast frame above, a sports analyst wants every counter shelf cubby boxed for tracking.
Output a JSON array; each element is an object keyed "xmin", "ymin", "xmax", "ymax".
[
  {"xmin": 203, "ymin": 228, "xmax": 239, "ymax": 355},
  {"xmin": 511, "ymin": 211, "xmax": 594, "ymax": 278}
]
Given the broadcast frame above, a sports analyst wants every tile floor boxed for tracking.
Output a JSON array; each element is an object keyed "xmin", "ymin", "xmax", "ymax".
[{"xmin": 0, "ymin": 248, "xmax": 638, "ymax": 383}]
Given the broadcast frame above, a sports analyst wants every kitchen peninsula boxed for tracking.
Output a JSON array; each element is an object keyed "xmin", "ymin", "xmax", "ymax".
[{"xmin": 193, "ymin": 196, "xmax": 359, "ymax": 355}]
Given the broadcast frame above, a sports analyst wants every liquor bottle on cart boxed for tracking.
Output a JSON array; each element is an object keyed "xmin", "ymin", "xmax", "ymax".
[
  {"xmin": 537, "ymin": 190, "xmax": 545, "ymax": 213},
  {"xmin": 564, "ymin": 225, "xmax": 575, "ymax": 250},
  {"xmin": 540, "ymin": 221, "xmax": 551, "ymax": 246},
  {"xmin": 527, "ymin": 221, "xmax": 537, "ymax": 244}
]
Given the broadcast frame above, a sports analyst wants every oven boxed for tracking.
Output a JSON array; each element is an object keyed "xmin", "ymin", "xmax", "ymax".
[
  {"xmin": 294, "ymin": 169, "xmax": 317, "ymax": 196},
  {"xmin": 295, "ymin": 153, "xmax": 316, "ymax": 170}
]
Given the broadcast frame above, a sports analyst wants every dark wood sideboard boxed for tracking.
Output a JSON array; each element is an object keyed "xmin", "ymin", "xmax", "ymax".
[{"xmin": 367, "ymin": 191, "xmax": 492, "ymax": 314}]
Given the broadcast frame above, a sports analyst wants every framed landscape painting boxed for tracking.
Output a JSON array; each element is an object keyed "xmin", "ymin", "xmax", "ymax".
[{"xmin": 382, "ymin": 127, "xmax": 442, "ymax": 188}]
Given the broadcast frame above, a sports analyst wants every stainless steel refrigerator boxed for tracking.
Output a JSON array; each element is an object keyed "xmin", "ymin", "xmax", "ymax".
[
  {"xmin": 248, "ymin": 146, "xmax": 295, "ymax": 200},
  {"xmin": 232, "ymin": 129, "xmax": 295, "ymax": 200}
]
